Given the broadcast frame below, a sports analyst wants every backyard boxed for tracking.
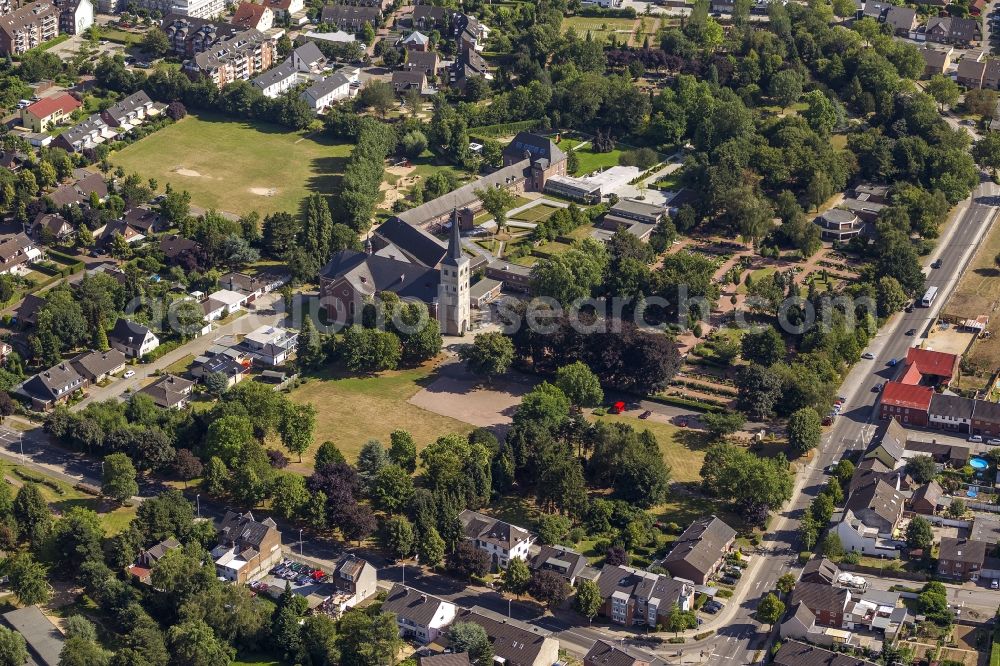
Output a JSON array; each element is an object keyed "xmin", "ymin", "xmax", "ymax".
[{"xmin": 109, "ymin": 112, "xmax": 352, "ymax": 217}]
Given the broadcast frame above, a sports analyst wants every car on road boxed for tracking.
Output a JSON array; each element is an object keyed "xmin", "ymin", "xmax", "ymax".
[
  {"xmin": 906, "ymin": 328, "xmax": 916, "ymax": 336},
  {"xmin": 887, "ymin": 358, "xmax": 898, "ymax": 367},
  {"xmin": 905, "ymin": 304, "xmax": 914, "ymax": 313},
  {"xmin": 969, "ymin": 435, "xmax": 984, "ymax": 443},
  {"xmin": 932, "ymin": 259, "xmax": 942, "ymax": 269},
  {"xmin": 675, "ymin": 416, "xmax": 688, "ymax": 427},
  {"xmin": 872, "ymin": 383, "xmax": 883, "ymax": 392},
  {"xmin": 639, "ymin": 410, "xmax": 651, "ymax": 419},
  {"xmin": 822, "ymin": 416, "xmax": 833, "ymax": 426},
  {"xmin": 988, "ymin": 438, "xmax": 1000, "ymax": 446},
  {"xmin": 992, "ymin": 579, "xmax": 999, "ymax": 589},
  {"xmin": 123, "ymin": 370, "xmax": 135, "ymax": 379},
  {"xmin": 862, "ymin": 352, "xmax": 875, "ymax": 359}
]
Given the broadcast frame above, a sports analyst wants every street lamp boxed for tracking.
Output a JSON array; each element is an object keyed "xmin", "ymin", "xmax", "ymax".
[
  {"xmin": 299, "ymin": 528, "xmax": 303, "ymax": 556},
  {"xmin": 195, "ymin": 494, "xmax": 200, "ymax": 518},
  {"xmin": 18, "ymin": 433, "xmax": 23, "ymax": 463}
]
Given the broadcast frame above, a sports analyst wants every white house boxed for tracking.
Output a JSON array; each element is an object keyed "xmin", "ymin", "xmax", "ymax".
[
  {"xmin": 202, "ymin": 289, "xmax": 247, "ymax": 321},
  {"xmin": 236, "ymin": 325, "xmax": 298, "ymax": 366},
  {"xmin": 381, "ymin": 585, "xmax": 456, "ymax": 644},
  {"xmin": 108, "ymin": 318, "xmax": 160, "ymax": 358},
  {"xmin": 458, "ymin": 510, "xmax": 535, "ymax": 570},
  {"xmin": 836, "ymin": 479, "xmax": 905, "ymax": 558},
  {"xmin": 300, "ymin": 71, "xmax": 352, "ymax": 111}
]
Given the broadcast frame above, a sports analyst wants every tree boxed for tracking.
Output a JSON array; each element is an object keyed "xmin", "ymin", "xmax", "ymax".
[
  {"xmin": 948, "ymin": 498, "xmax": 967, "ymax": 518},
  {"xmin": 905, "ymin": 516, "xmax": 933, "ymax": 551},
  {"xmin": 530, "ymin": 570, "xmax": 570, "ymax": 609},
  {"xmin": 357, "ymin": 80, "xmax": 395, "ymax": 117},
  {"xmin": 449, "ymin": 541, "xmax": 490, "ymax": 579},
  {"xmin": 537, "ymin": 514, "xmax": 572, "ymax": 545},
  {"xmin": 973, "ymin": 132, "xmax": 1000, "ymax": 176},
  {"xmin": 876, "ymin": 276, "xmax": 909, "ymax": 316},
  {"xmin": 342, "ymin": 326, "xmax": 401, "ymax": 373},
  {"xmin": 60, "ymin": 637, "xmax": 110, "ymax": 666},
  {"xmin": 400, "ymin": 130, "xmax": 428, "ymax": 158},
  {"xmin": 788, "ymin": 408, "xmax": 822, "ymax": 454},
  {"xmin": 0, "ymin": 627, "xmax": 27, "ymax": 666},
  {"xmin": 701, "ymin": 412, "xmax": 746, "ymax": 439},
  {"xmin": 926, "ymin": 74, "xmax": 960, "ymax": 111},
  {"xmin": 8, "ymin": 553, "xmax": 50, "ymax": 605},
  {"xmin": 416, "ymin": 525, "xmax": 445, "ymax": 568},
  {"xmin": 741, "ymin": 327, "xmax": 785, "ymax": 366},
  {"xmin": 381, "ymin": 515, "xmax": 414, "ymax": 560},
  {"xmin": 757, "ymin": 593, "xmax": 785, "ymax": 628},
  {"xmin": 279, "ymin": 403, "xmax": 315, "ymax": 462},
  {"xmin": 315, "ymin": 441, "xmax": 346, "ymax": 470},
  {"xmin": 370, "ymin": 464, "xmax": 414, "ymax": 514},
  {"xmin": 918, "ymin": 581, "xmax": 952, "ymax": 626},
  {"xmin": 769, "ymin": 69, "xmax": 803, "ymax": 110},
  {"xmin": 448, "ymin": 623, "xmax": 493, "ymax": 666},
  {"xmin": 459, "ymin": 332, "xmax": 514, "ymax": 378},
  {"xmin": 173, "ymin": 449, "xmax": 203, "ymax": 487},
  {"xmin": 202, "ymin": 371, "xmax": 229, "ymax": 397},
  {"xmin": 141, "ymin": 27, "xmax": 169, "ymax": 57},
  {"xmin": 13, "ymin": 483, "xmax": 50, "ymax": 545},
  {"xmin": 102, "ymin": 452, "xmax": 139, "ymax": 503},
  {"xmin": 388, "ymin": 430, "xmax": 417, "ymax": 473},
  {"xmin": 52, "ymin": 507, "xmax": 103, "ymax": 569},
  {"xmin": 357, "ymin": 439, "xmax": 388, "ymax": 484},
  {"xmin": 905, "ymin": 455, "xmax": 937, "ymax": 484},
  {"xmin": 776, "ymin": 573, "xmax": 796, "ymax": 595},
  {"xmin": 502, "ymin": 557, "xmax": 531, "ymax": 597},
  {"xmin": 554, "ymin": 361, "xmax": 603, "ymax": 408},
  {"xmin": 475, "ymin": 186, "xmax": 518, "ymax": 233},
  {"xmin": 574, "ymin": 579, "xmax": 603, "ymax": 623},
  {"xmin": 297, "ymin": 316, "xmax": 324, "ymax": 371},
  {"xmin": 821, "ymin": 532, "xmax": 844, "ymax": 558},
  {"xmin": 167, "ymin": 621, "xmax": 234, "ymax": 666}
]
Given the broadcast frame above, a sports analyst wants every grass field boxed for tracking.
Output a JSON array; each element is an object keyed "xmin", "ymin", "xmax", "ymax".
[
  {"xmin": 562, "ymin": 16, "xmax": 637, "ymax": 43},
  {"xmin": 109, "ymin": 113, "xmax": 352, "ymax": 217},
  {"xmin": 572, "ymin": 146, "xmax": 624, "ymax": 176},
  {"xmin": 590, "ymin": 413, "xmax": 710, "ymax": 483},
  {"xmin": 286, "ymin": 361, "xmax": 474, "ymax": 470},
  {"xmin": 511, "ymin": 203, "xmax": 560, "ymax": 223}
]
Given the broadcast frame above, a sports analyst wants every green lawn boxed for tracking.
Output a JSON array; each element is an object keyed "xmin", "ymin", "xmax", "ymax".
[
  {"xmin": 737, "ymin": 267, "xmax": 778, "ymax": 295},
  {"xmin": 562, "ymin": 16, "xmax": 637, "ymax": 42},
  {"xmin": 510, "ymin": 203, "xmax": 560, "ymax": 223},
  {"xmin": 572, "ymin": 147, "xmax": 624, "ymax": 176},
  {"xmin": 287, "ymin": 361, "xmax": 474, "ymax": 471},
  {"xmin": 589, "ymin": 413, "xmax": 711, "ymax": 483},
  {"xmin": 109, "ymin": 112, "xmax": 353, "ymax": 217}
]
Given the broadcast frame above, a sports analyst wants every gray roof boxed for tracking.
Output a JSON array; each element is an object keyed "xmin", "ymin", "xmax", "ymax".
[
  {"xmin": 784, "ymin": 601, "xmax": 817, "ymax": 629},
  {"xmin": 470, "ymin": 277, "xmax": 502, "ymax": 301},
  {"xmin": 412, "ymin": 4, "xmax": 450, "ymax": 25},
  {"xmin": 303, "ymin": 71, "xmax": 350, "ymax": 100},
  {"xmin": 790, "ymin": 582, "xmax": 850, "ymax": 616},
  {"xmin": 383, "ymin": 584, "xmax": 451, "ymax": 626},
  {"xmin": 822, "ymin": 208, "xmax": 859, "ymax": 225},
  {"xmin": 611, "ymin": 198, "xmax": 667, "ymax": 219},
  {"xmin": 22, "ymin": 362, "xmax": 85, "ymax": 401},
  {"xmin": 253, "ymin": 61, "xmax": 299, "ymax": 89},
  {"xmin": 109, "ymin": 318, "xmax": 154, "ymax": 345},
  {"xmin": 320, "ymin": 249, "xmax": 441, "ymax": 302},
  {"xmin": 57, "ymin": 113, "xmax": 109, "ymax": 150},
  {"xmin": 219, "ymin": 510, "xmax": 277, "ymax": 549},
  {"xmin": 454, "ymin": 606, "xmax": 556, "ymax": 666},
  {"xmin": 2, "ymin": 606, "xmax": 64, "ymax": 666},
  {"xmin": 584, "ymin": 640, "xmax": 667, "ymax": 666},
  {"xmin": 136, "ymin": 374, "xmax": 194, "ymax": 408},
  {"xmin": 596, "ymin": 563, "xmax": 688, "ymax": 608},
  {"xmin": 292, "ymin": 40, "xmax": 325, "ymax": 68},
  {"xmin": 503, "ymin": 132, "xmax": 567, "ymax": 166},
  {"xmin": 529, "ymin": 545, "xmax": 587, "ymax": 581},
  {"xmin": 459, "ymin": 509, "xmax": 532, "ymax": 550},
  {"xmin": 421, "ymin": 654, "xmax": 470, "ymax": 666},
  {"xmin": 921, "ymin": 47, "xmax": 951, "ymax": 68},
  {"xmin": 845, "ymin": 479, "xmax": 903, "ymax": 528},
  {"xmin": 885, "ymin": 5, "xmax": 916, "ymax": 31},
  {"xmin": 661, "ymin": 515, "xmax": 736, "ymax": 577},
  {"xmin": 801, "ymin": 557, "xmax": 840, "ymax": 585},
  {"xmin": 320, "ymin": 3, "xmax": 381, "ymax": 24},
  {"xmin": 102, "ymin": 91, "xmax": 153, "ymax": 125},
  {"xmin": 939, "ymin": 536, "xmax": 988, "ymax": 564},
  {"xmin": 71, "ymin": 349, "xmax": 126, "ymax": 377},
  {"xmin": 194, "ymin": 29, "xmax": 269, "ymax": 71},
  {"xmin": 394, "ymin": 159, "xmax": 529, "ymax": 227},
  {"xmin": 376, "ymin": 216, "xmax": 449, "ymax": 266},
  {"xmin": 974, "ymin": 398, "xmax": 1000, "ymax": 423},
  {"xmin": 930, "ymin": 392, "xmax": 976, "ymax": 419},
  {"xmin": 404, "ymin": 49, "xmax": 438, "ymax": 70},
  {"xmin": 971, "ymin": 515, "xmax": 1000, "ymax": 543},
  {"xmin": 773, "ymin": 641, "xmax": 878, "ymax": 666},
  {"xmin": 874, "ymin": 418, "xmax": 907, "ymax": 462},
  {"xmin": 910, "ymin": 480, "xmax": 943, "ymax": 509}
]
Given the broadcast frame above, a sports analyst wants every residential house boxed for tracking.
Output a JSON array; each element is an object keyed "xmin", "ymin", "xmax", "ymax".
[
  {"xmin": 231, "ymin": 1, "xmax": 273, "ymax": 30},
  {"xmin": 0, "ymin": 233, "xmax": 42, "ymax": 275},
  {"xmin": 904, "ymin": 346, "xmax": 960, "ymax": 386},
  {"xmin": 301, "ymin": 70, "xmax": 353, "ymax": 110},
  {"xmin": 422, "ymin": 655, "xmax": 470, "ymax": 666},
  {"xmin": 120, "ymin": 206, "xmax": 164, "ymax": 235},
  {"xmin": 972, "ymin": 399, "xmax": 1000, "ymax": 437},
  {"xmin": 864, "ymin": 418, "xmax": 906, "ymax": 469},
  {"xmin": 52, "ymin": 113, "xmax": 114, "ymax": 153},
  {"xmin": 925, "ymin": 17, "xmax": 980, "ymax": 46},
  {"xmin": 0, "ymin": 2, "xmax": 59, "ymax": 56},
  {"xmin": 790, "ymin": 582, "xmax": 850, "ymax": 628},
  {"xmin": 128, "ymin": 537, "xmax": 182, "ymax": 582},
  {"xmin": 70, "ymin": 349, "xmax": 127, "ymax": 383},
  {"xmin": 459, "ymin": 509, "xmax": 535, "ymax": 569},
  {"xmin": 253, "ymin": 61, "xmax": 301, "ymax": 97},
  {"xmin": 815, "ymin": 208, "xmax": 864, "ymax": 241},
  {"xmin": 885, "ymin": 6, "xmax": 916, "ymax": 35},
  {"xmin": 412, "ymin": 3, "xmax": 450, "ymax": 30},
  {"xmin": 136, "ymin": 374, "xmax": 195, "ymax": 409},
  {"xmin": 584, "ymin": 640, "xmax": 666, "ymax": 666},
  {"xmin": 984, "ymin": 58, "xmax": 1000, "ymax": 89},
  {"xmin": 928, "ymin": 393, "xmax": 975, "ymax": 432},
  {"xmin": 382, "ymin": 584, "xmax": 457, "ymax": 644},
  {"xmin": 451, "ymin": 606, "xmax": 560, "ymax": 666},
  {"xmin": 100, "ymin": 90, "xmax": 158, "ymax": 130},
  {"xmin": 861, "ymin": 0, "xmax": 890, "ymax": 20},
  {"xmin": 30, "ymin": 213, "xmax": 74, "ymax": 241},
  {"xmin": 772, "ymin": 641, "xmax": 878, "ymax": 666},
  {"xmin": 321, "ymin": 554, "xmax": 378, "ymax": 614},
  {"xmin": 189, "ymin": 30, "xmax": 277, "ymax": 88},
  {"xmin": 235, "ymin": 325, "xmax": 297, "ymax": 366},
  {"xmin": 20, "ymin": 92, "xmax": 81, "ymax": 132},
  {"xmin": 193, "ymin": 352, "xmax": 249, "ymax": 387},
  {"xmin": 958, "ymin": 56, "xmax": 987, "ymax": 87},
  {"xmin": 401, "ymin": 30, "xmax": 429, "ymax": 51},
  {"xmin": 801, "ymin": 558, "xmax": 841, "ymax": 586},
  {"xmin": 162, "ymin": 15, "xmax": 237, "ymax": 57},
  {"xmin": 16, "ymin": 361, "xmax": 88, "ymax": 410},
  {"xmin": 56, "ymin": 0, "xmax": 93, "ymax": 35},
  {"xmin": 905, "ymin": 438, "xmax": 969, "ymax": 467},
  {"xmin": 290, "ymin": 40, "xmax": 327, "ymax": 72},
  {"xmin": 909, "ymin": 480, "xmax": 943, "ymax": 516},
  {"xmin": 202, "ymin": 288, "xmax": 248, "ymax": 320},
  {"xmin": 779, "ymin": 603, "xmax": 833, "ymax": 646},
  {"xmin": 220, "ymin": 270, "xmax": 287, "ymax": 299},
  {"xmin": 848, "ymin": 458, "xmax": 898, "ymax": 496},
  {"xmin": 595, "ymin": 563, "xmax": 693, "ymax": 627},
  {"xmin": 878, "ymin": 382, "xmax": 933, "ymax": 427},
  {"xmin": 392, "ymin": 69, "xmax": 427, "ymax": 93},
  {"xmin": 403, "ymin": 49, "xmax": 440, "ymax": 78},
  {"xmin": 659, "ymin": 515, "xmax": 736, "ymax": 585},
  {"xmin": 921, "ymin": 46, "xmax": 953, "ymax": 77},
  {"xmin": 453, "ymin": 12, "xmax": 489, "ymax": 52},
  {"xmin": 48, "ymin": 171, "xmax": 109, "ymax": 207},
  {"xmin": 1, "ymin": 606, "xmax": 66, "ymax": 666},
  {"xmin": 486, "ymin": 261, "xmax": 530, "ymax": 292},
  {"xmin": 836, "ymin": 479, "xmax": 904, "ymax": 557},
  {"xmin": 159, "ymin": 234, "xmax": 203, "ymax": 265},
  {"xmin": 938, "ymin": 537, "xmax": 987, "ymax": 581},
  {"xmin": 529, "ymin": 545, "xmax": 588, "ymax": 586},
  {"xmin": 451, "ymin": 46, "xmax": 491, "ymax": 90},
  {"xmin": 263, "ymin": 0, "xmax": 304, "ymax": 20},
  {"xmin": 320, "ymin": 3, "xmax": 380, "ymax": 31},
  {"xmin": 109, "ymin": 318, "xmax": 160, "ymax": 358},
  {"xmin": 212, "ymin": 511, "xmax": 282, "ymax": 584},
  {"xmin": 14, "ymin": 293, "xmax": 46, "ymax": 328}
]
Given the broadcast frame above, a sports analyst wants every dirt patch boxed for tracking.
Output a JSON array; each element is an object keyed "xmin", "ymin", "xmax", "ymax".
[
  {"xmin": 249, "ymin": 187, "xmax": 277, "ymax": 197},
  {"xmin": 378, "ymin": 170, "xmax": 422, "ymax": 211},
  {"xmin": 172, "ymin": 167, "xmax": 209, "ymax": 178},
  {"xmin": 407, "ymin": 368, "xmax": 538, "ymax": 430}
]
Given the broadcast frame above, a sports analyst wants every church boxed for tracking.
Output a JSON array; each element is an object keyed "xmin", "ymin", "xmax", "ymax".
[{"xmin": 319, "ymin": 209, "xmax": 470, "ymax": 335}]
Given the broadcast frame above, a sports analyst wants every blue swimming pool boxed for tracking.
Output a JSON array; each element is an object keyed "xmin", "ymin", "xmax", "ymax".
[{"xmin": 971, "ymin": 457, "xmax": 989, "ymax": 470}]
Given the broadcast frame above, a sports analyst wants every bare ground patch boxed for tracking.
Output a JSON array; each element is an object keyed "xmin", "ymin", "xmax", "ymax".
[{"xmin": 407, "ymin": 364, "xmax": 538, "ymax": 430}]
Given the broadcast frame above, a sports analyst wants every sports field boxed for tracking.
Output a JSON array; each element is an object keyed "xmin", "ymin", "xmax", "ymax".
[{"xmin": 109, "ymin": 112, "xmax": 352, "ymax": 217}]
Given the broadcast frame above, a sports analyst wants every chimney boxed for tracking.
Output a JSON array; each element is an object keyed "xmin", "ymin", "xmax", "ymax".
[
  {"xmin": 400, "ymin": 273, "xmax": 405, "ymax": 282},
  {"xmin": 420, "ymin": 594, "xmax": 427, "ymax": 603}
]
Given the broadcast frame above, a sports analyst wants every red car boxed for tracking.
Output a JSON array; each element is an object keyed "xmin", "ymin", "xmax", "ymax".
[{"xmin": 610, "ymin": 401, "xmax": 626, "ymax": 414}]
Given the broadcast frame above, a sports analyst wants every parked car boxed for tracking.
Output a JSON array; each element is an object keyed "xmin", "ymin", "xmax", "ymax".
[
  {"xmin": 992, "ymin": 579, "xmax": 999, "ymax": 590},
  {"xmin": 988, "ymin": 438, "xmax": 1000, "ymax": 446},
  {"xmin": 969, "ymin": 435, "xmax": 984, "ymax": 443},
  {"xmin": 703, "ymin": 605, "xmax": 719, "ymax": 614},
  {"xmin": 906, "ymin": 328, "xmax": 916, "ymax": 336},
  {"xmin": 123, "ymin": 370, "xmax": 135, "ymax": 379},
  {"xmin": 822, "ymin": 416, "xmax": 833, "ymax": 426},
  {"xmin": 887, "ymin": 358, "xmax": 898, "ymax": 367},
  {"xmin": 872, "ymin": 383, "xmax": 883, "ymax": 392},
  {"xmin": 931, "ymin": 259, "xmax": 942, "ymax": 269},
  {"xmin": 720, "ymin": 576, "xmax": 737, "ymax": 585},
  {"xmin": 862, "ymin": 352, "xmax": 875, "ymax": 359},
  {"xmin": 639, "ymin": 410, "xmax": 652, "ymax": 420}
]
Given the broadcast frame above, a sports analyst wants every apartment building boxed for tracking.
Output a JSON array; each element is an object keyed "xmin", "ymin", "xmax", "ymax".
[
  {"xmin": 189, "ymin": 29, "xmax": 276, "ymax": 87},
  {"xmin": 0, "ymin": 2, "xmax": 59, "ymax": 56}
]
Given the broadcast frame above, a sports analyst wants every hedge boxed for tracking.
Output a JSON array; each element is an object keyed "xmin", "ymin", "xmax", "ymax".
[
  {"xmin": 469, "ymin": 119, "xmax": 542, "ymax": 138},
  {"xmin": 646, "ymin": 394, "xmax": 724, "ymax": 413}
]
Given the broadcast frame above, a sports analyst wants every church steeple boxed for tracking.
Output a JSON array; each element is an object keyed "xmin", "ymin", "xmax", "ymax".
[{"xmin": 445, "ymin": 208, "xmax": 462, "ymax": 264}]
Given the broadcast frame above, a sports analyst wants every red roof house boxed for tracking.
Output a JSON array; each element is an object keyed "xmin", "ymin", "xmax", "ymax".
[
  {"xmin": 19, "ymin": 93, "xmax": 81, "ymax": 132},
  {"xmin": 898, "ymin": 362, "xmax": 923, "ymax": 386},
  {"xmin": 879, "ymin": 382, "xmax": 933, "ymax": 427},
  {"xmin": 230, "ymin": 2, "xmax": 274, "ymax": 30},
  {"xmin": 905, "ymin": 347, "xmax": 959, "ymax": 385}
]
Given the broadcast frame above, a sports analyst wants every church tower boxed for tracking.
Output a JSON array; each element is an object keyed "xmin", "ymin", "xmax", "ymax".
[{"xmin": 439, "ymin": 209, "xmax": 470, "ymax": 336}]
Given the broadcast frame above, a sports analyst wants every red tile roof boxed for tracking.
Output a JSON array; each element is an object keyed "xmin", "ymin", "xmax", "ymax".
[
  {"xmin": 881, "ymin": 382, "xmax": 933, "ymax": 411},
  {"xmin": 898, "ymin": 362, "xmax": 923, "ymax": 386},
  {"xmin": 231, "ymin": 2, "xmax": 269, "ymax": 28},
  {"xmin": 905, "ymin": 347, "xmax": 959, "ymax": 380},
  {"xmin": 24, "ymin": 93, "xmax": 81, "ymax": 120}
]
